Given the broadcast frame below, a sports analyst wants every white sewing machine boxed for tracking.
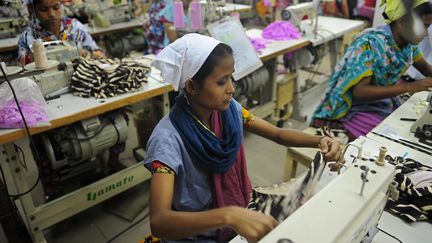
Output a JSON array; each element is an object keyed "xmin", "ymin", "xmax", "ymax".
[
  {"xmin": 410, "ymin": 92, "xmax": 432, "ymax": 146},
  {"xmin": 231, "ymin": 138, "xmax": 397, "ymax": 243},
  {"xmin": 281, "ymin": 1, "xmax": 318, "ymax": 36},
  {"xmin": 85, "ymin": 0, "xmax": 133, "ymax": 27},
  {"xmin": 0, "ymin": 0, "xmax": 26, "ymax": 39}
]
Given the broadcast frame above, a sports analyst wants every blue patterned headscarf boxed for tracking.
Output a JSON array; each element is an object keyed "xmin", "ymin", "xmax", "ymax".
[{"xmin": 169, "ymin": 94, "xmax": 242, "ymax": 173}]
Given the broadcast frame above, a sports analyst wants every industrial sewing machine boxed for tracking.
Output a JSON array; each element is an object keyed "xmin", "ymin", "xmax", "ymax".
[
  {"xmin": 230, "ymin": 140, "xmax": 397, "ymax": 243},
  {"xmin": 0, "ymin": 0, "xmax": 26, "ymax": 39},
  {"xmin": 281, "ymin": 1, "xmax": 318, "ymax": 37},
  {"xmin": 85, "ymin": 0, "xmax": 134, "ymax": 27},
  {"xmin": 27, "ymin": 40, "xmax": 79, "ymax": 97},
  {"xmin": 410, "ymin": 92, "xmax": 432, "ymax": 146},
  {"xmin": 260, "ymin": 153, "xmax": 396, "ymax": 242},
  {"xmin": 203, "ymin": 0, "xmax": 228, "ymax": 25},
  {"xmin": 29, "ymin": 40, "xmax": 130, "ymax": 199},
  {"xmin": 0, "ymin": 17, "xmax": 21, "ymax": 38}
]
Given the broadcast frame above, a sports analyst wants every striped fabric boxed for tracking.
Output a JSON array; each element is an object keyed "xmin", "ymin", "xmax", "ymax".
[
  {"xmin": 385, "ymin": 155, "xmax": 432, "ymax": 223},
  {"xmin": 71, "ymin": 58, "xmax": 150, "ymax": 98},
  {"xmin": 248, "ymin": 152, "xmax": 326, "ymax": 222}
]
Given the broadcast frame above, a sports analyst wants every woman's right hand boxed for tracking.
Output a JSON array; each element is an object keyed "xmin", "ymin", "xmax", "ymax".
[
  {"xmin": 408, "ymin": 78, "xmax": 432, "ymax": 92},
  {"xmin": 224, "ymin": 206, "xmax": 278, "ymax": 243}
]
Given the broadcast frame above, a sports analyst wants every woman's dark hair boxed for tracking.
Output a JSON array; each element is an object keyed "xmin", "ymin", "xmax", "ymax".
[
  {"xmin": 414, "ymin": 2, "xmax": 432, "ymax": 17},
  {"xmin": 192, "ymin": 43, "xmax": 233, "ymax": 86}
]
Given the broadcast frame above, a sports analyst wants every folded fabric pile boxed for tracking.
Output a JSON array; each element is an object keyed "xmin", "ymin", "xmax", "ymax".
[
  {"xmin": 71, "ymin": 58, "xmax": 151, "ymax": 98},
  {"xmin": 262, "ymin": 20, "xmax": 302, "ymax": 40},
  {"xmin": 386, "ymin": 155, "xmax": 432, "ymax": 223}
]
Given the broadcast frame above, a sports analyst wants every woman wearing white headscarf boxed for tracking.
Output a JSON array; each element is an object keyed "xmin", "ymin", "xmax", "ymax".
[{"xmin": 144, "ymin": 34, "xmax": 342, "ymax": 242}]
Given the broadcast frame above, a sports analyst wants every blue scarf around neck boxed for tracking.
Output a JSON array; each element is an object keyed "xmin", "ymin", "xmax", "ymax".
[{"xmin": 169, "ymin": 94, "xmax": 242, "ymax": 173}]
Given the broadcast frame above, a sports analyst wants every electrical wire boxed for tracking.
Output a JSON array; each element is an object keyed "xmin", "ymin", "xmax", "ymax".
[
  {"xmin": 106, "ymin": 211, "xmax": 150, "ymax": 243},
  {"xmin": 14, "ymin": 144, "xmax": 27, "ymax": 171},
  {"xmin": 0, "ymin": 61, "xmax": 41, "ymax": 198},
  {"xmin": 377, "ymin": 227, "xmax": 403, "ymax": 243}
]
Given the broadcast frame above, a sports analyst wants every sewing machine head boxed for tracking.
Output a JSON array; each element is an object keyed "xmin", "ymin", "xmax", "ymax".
[
  {"xmin": 84, "ymin": 0, "xmax": 133, "ymax": 27},
  {"xmin": 42, "ymin": 40, "xmax": 80, "ymax": 64},
  {"xmin": 258, "ymin": 157, "xmax": 395, "ymax": 243},
  {"xmin": 203, "ymin": 0, "xmax": 228, "ymax": 25},
  {"xmin": 102, "ymin": 4, "xmax": 133, "ymax": 24},
  {"xmin": 281, "ymin": 2, "xmax": 317, "ymax": 34},
  {"xmin": 0, "ymin": 18, "xmax": 22, "ymax": 39},
  {"xmin": 410, "ymin": 92, "xmax": 432, "ymax": 145}
]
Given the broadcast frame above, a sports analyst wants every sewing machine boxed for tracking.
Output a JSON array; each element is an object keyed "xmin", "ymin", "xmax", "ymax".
[
  {"xmin": 203, "ymin": 0, "xmax": 228, "ymax": 25},
  {"xmin": 0, "ymin": 0, "xmax": 26, "ymax": 39},
  {"xmin": 410, "ymin": 92, "xmax": 432, "ymax": 146},
  {"xmin": 44, "ymin": 40, "xmax": 80, "ymax": 63},
  {"xmin": 281, "ymin": 2, "xmax": 318, "ymax": 36},
  {"xmin": 0, "ymin": 17, "xmax": 21, "ymax": 39},
  {"xmin": 230, "ymin": 141, "xmax": 397, "ymax": 243},
  {"xmin": 85, "ymin": 0, "xmax": 133, "ymax": 27}
]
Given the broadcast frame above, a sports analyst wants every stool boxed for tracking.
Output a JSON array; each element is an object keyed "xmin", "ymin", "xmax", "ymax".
[{"xmin": 283, "ymin": 127, "xmax": 320, "ymax": 181}]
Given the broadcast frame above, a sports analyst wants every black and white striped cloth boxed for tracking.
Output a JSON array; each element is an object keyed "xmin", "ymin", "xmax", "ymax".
[
  {"xmin": 385, "ymin": 156, "xmax": 432, "ymax": 223},
  {"xmin": 248, "ymin": 152, "xmax": 326, "ymax": 222},
  {"xmin": 71, "ymin": 58, "xmax": 150, "ymax": 98}
]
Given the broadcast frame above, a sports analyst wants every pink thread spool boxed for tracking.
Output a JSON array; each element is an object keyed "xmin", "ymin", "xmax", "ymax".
[
  {"xmin": 190, "ymin": 0, "xmax": 202, "ymax": 30},
  {"xmin": 173, "ymin": 0, "xmax": 185, "ymax": 29}
]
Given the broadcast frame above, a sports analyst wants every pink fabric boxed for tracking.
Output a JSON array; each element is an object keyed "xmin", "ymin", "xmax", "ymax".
[
  {"xmin": 343, "ymin": 111, "xmax": 385, "ymax": 138},
  {"xmin": 262, "ymin": 21, "xmax": 301, "ymax": 40},
  {"xmin": 211, "ymin": 110, "xmax": 252, "ymax": 242},
  {"xmin": 249, "ymin": 37, "xmax": 272, "ymax": 52},
  {"xmin": 0, "ymin": 100, "xmax": 49, "ymax": 128}
]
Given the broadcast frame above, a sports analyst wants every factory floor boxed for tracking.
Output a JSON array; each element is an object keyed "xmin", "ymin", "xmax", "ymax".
[{"xmin": 38, "ymin": 118, "xmax": 309, "ymax": 243}]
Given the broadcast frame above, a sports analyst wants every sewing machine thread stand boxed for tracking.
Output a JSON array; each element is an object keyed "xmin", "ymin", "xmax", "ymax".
[{"xmin": 359, "ymin": 165, "xmax": 369, "ymax": 196}]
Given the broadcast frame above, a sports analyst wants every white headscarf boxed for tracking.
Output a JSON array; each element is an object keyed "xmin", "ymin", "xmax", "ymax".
[{"xmin": 152, "ymin": 33, "xmax": 221, "ymax": 91}]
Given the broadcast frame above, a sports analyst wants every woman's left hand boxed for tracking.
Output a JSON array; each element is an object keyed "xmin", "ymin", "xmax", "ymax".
[{"xmin": 319, "ymin": 137, "xmax": 344, "ymax": 171}]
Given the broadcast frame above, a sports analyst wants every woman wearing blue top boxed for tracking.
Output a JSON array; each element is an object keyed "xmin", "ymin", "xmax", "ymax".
[{"xmin": 145, "ymin": 34, "xmax": 342, "ymax": 242}]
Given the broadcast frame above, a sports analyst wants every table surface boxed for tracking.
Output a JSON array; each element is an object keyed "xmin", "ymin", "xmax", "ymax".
[
  {"xmin": 365, "ymin": 91, "xmax": 432, "ymax": 243},
  {"xmin": 0, "ymin": 67, "xmax": 172, "ymax": 145},
  {"xmin": 246, "ymin": 29, "xmax": 310, "ymax": 62},
  {"xmin": 302, "ymin": 16, "xmax": 364, "ymax": 46}
]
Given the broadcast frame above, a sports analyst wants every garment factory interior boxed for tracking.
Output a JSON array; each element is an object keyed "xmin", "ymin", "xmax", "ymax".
[{"xmin": 1, "ymin": 0, "xmax": 432, "ymax": 242}]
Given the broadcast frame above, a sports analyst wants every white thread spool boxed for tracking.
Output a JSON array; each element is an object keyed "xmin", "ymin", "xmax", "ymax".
[
  {"xmin": 0, "ymin": 62, "xmax": 6, "ymax": 72},
  {"xmin": 32, "ymin": 39, "xmax": 48, "ymax": 69},
  {"xmin": 375, "ymin": 146, "xmax": 387, "ymax": 166}
]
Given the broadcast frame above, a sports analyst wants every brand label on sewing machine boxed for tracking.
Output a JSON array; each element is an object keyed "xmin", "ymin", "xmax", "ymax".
[{"xmin": 86, "ymin": 175, "xmax": 134, "ymax": 201}]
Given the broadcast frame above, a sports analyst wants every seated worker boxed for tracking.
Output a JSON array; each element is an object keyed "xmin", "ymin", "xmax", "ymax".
[
  {"xmin": 159, "ymin": 0, "xmax": 192, "ymax": 45},
  {"xmin": 18, "ymin": 0, "xmax": 105, "ymax": 66},
  {"xmin": 311, "ymin": 0, "xmax": 432, "ymax": 141},
  {"xmin": 144, "ymin": 0, "xmax": 169, "ymax": 54},
  {"xmin": 145, "ymin": 34, "xmax": 343, "ymax": 242}
]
